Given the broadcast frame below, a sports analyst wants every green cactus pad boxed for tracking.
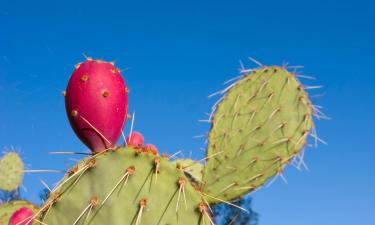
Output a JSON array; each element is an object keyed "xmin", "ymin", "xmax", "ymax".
[
  {"xmin": 0, "ymin": 200, "xmax": 39, "ymax": 225},
  {"xmin": 175, "ymin": 159, "xmax": 204, "ymax": 184},
  {"xmin": 41, "ymin": 148, "xmax": 212, "ymax": 225},
  {"xmin": 0, "ymin": 152, "xmax": 24, "ymax": 191},
  {"xmin": 202, "ymin": 66, "xmax": 313, "ymax": 203}
]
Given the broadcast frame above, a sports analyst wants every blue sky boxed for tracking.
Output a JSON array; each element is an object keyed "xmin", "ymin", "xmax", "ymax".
[{"xmin": 1, "ymin": 0, "xmax": 374, "ymax": 224}]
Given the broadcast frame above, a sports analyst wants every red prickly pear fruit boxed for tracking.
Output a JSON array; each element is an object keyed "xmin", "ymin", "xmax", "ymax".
[
  {"xmin": 65, "ymin": 59, "xmax": 128, "ymax": 152},
  {"xmin": 144, "ymin": 144, "xmax": 158, "ymax": 155},
  {"xmin": 126, "ymin": 132, "xmax": 144, "ymax": 148},
  {"xmin": 8, "ymin": 207, "xmax": 34, "ymax": 225}
]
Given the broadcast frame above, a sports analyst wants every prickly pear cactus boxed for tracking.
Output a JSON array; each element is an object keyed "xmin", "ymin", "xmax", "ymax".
[
  {"xmin": 0, "ymin": 200, "xmax": 38, "ymax": 225},
  {"xmin": 0, "ymin": 152, "xmax": 24, "ymax": 191},
  {"xmin": 201, "ymin": 66, "xmax": 313, "ymax": 203},
  {"xmin": 40, "ymin": 148, "xmax": 212, "ymax": 225}
]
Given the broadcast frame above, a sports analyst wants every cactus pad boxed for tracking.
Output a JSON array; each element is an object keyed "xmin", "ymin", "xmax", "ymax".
[
  {"xmin": 0, "ymin": 152, "xmax": 24, "ymax": 191},
  {"xmin": 202, "ymin": 66, "xmax": 313, "ymax": 203},
  {"xmin": 175, "ymin": 159, "xmax": 204, "ymax": 184},
  {"xmin": 41, "ymin": 148, "xmax": 212, "ymax": 225},
  {"xmin": 0, "ymin": 200, "xmax": 39, "ymax": 225}
]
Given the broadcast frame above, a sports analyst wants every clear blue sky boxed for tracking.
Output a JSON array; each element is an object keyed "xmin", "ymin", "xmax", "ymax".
[{"xmin": 1, "ymin": 0, "xmax": 374, "ymax": 224}]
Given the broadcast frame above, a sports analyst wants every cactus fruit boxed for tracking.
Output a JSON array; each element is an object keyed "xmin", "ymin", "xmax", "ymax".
[
  {"xmin": 8, "ymin": 207, "xmax": 34, "ymax": 225},
  {"xmin": 65, "ymin": 59, "xmax": 128, "ymax": 152},
  {"xmin": 0, "ymin": 152, "xmax": 24, "ymax": 191},
  {"xmin": 201, "ymin": 66, "xmax": 313, "ymax": 203},
  {"xmin": 0, "ymin": 201, "xmax": 38, "ymax": 225},
  {"xmin": 126, "ymin": 132, "xmax": 144, "ymax": 148},
  {"xmin": 40, "ymin": 148, "xmax": 212, "ymax": 225}
]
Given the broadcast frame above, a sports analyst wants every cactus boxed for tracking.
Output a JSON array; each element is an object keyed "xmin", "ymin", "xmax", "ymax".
[
  {"xmin": 39, "ymin": 148, "xmax": 212, "ymax": 225},
  {"xmin": 0, "ymin": 200, "xmax": 38, "ymax": 225},
  {"xmin": 13, "ymin": 60, "xmax": 319, "ymax": 225},
  {"xmin": 175, "ymin": 159, "xmax": 204, "ymax": 184},
  {"xmin": 201, "ymin": 66, "xmax": 313, "ymax": 203},
  {"xmin": 0, "ymin": 152, "xmax": 24, "ymax": 191},
  {"xmin": 64, "ymin": 59, "xmax": 128, "ymax": 152}
]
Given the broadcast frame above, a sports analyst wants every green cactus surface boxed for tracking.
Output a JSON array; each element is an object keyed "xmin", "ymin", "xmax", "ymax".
[
  {"xmin": 0, "ymin": 200, "xmax": 39, "ymax": 224},
  {"xmin": 0, "ymin": 152, "xmax": 24, "ymax": 191},
  {"xmin": 40, "ymin": 148, "xmax": 212, "ymax": 225},
  {"xmin": 201, "ymin": 66, "xmax": 313, "ymax": 203},
  {"xmin": 175, "ymin": 159, "xmax": 204, "ymax": 184}
]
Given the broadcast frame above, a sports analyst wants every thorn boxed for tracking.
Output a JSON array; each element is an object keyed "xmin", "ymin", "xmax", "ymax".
[
  {"xmin": 183, "ymin": 151, "xmax": 224, "ymax": 169},
  {"xmin": 39, "ymin": 178, "xmax": 51, "ymax": 192},
  {"xmin": 135, "ymin": 198, "xmax": 148, "ymax": 225},
  {"xmin": 72, "ymin": 197, "xmax": 99, "ymax": 225},
  {"xmin": 129, "ymin": 112, "xmax": 135, "ymax": 138},
  {"xmin": 304, "ymin": 85, "xmax": 323, "ymax": 90},
  {"xmin": 198, "ymin": 202, "xmax": 215, "ymax": 225},
  {"xmin": 201, "ymin": 192, "xmax": 248, "ymax": 213},
  {"xmin": 22, "ymin": 170, "xmax": 66, "ymax": 173},
  {"xmin": 223, "ymin": 75, "xmax": 243, "ymax": 85},
  {"xmin": 48, "ymin": 151, "xmax": 91, "ymax": 155},
  {"xmin": 248, "ymin": 56, "xmax": 264, "ymax": 67},
  {"xmin": 296, "ymin": 74, "xmax": 316, "ymax": 80},
  {"xmin": 101, "ymin": 166, "xmax": 135, "ymax": 207},
  {"xmin": 176, "ymin": 177, "xmax": 188, "ymax": 212},
  {"xmin": 79, "ymin": 115, "xmax": 112, "ymax": 146},
  {"xmin": 122, "ymin": 130, "xmax": 127, "ymax": 146}
]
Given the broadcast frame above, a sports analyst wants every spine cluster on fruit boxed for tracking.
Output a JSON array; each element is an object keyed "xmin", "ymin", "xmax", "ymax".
[{"xmin": 0, "ymin": 58, "xmax": 323, "ymax": 225}]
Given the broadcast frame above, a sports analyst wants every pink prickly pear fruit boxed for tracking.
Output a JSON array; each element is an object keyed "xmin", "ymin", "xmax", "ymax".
[
  {"xmin": 126, "ymin": 132, "xmax": 144, "ymax": 148},
  {"xmin": 144, "ymin": 144, "xmax": 158, "ymax": 155},
  {"xmin": 65, "ymin": 59, "xmax": 128, "ymax": 152},
  {"xmin": 8, "ymin": 207, "xmax": 34, "ymax": 225}
]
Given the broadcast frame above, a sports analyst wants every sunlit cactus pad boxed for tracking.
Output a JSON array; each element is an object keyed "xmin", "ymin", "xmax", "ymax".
[
  {"xmin": 41, "ymin": 148, "xmax": 212, "ymax": 225},
  {"xmin": 175, "ymin": 159, "xmax": 204, "ymax": 184},
  {"xmin": 202, "ymin": 66, "xmax": 313, "ymax": 203},
  {"xmin": 0, "ymin": 200, "xmax": 39, "ymax": 224},
  {"xmin": 0, "ymin": 152, "xmax": 24, "ymax": 191}
]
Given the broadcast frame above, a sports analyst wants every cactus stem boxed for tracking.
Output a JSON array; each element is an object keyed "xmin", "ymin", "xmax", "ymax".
[
  {"xmin": 101, "ymin": 166, "xmax": 135, "ymax": 207},
  {"xmin": 79, "ymin": 115, "xmax": 112, "ymax": 146}
]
